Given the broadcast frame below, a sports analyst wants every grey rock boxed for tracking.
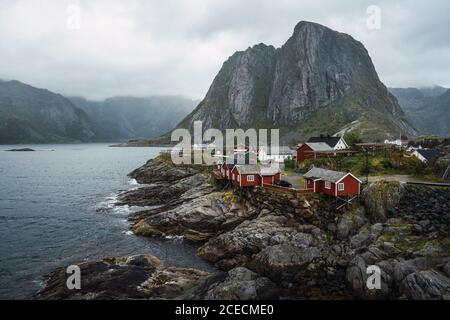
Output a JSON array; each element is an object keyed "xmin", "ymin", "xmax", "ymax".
[{"xmin": 400, "ymin": 270, "xmax": 450, "ymax": 300}]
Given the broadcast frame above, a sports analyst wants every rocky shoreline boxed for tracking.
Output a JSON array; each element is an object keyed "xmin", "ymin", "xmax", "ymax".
[{"xmin": 36, "ymin": 156, "xmax": 450, "ymax": 300}]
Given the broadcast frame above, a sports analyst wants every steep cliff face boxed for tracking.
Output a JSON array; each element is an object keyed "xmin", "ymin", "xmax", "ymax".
[
  {"xmin": 174, "ymin": 21, "xmax": 416, "ymax": 143},
  {"xmin": 178, "ymin": 43, "xmax": 277, "ymax": 130}
]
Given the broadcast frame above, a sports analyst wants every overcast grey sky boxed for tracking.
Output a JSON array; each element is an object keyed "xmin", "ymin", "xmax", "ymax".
[{"xmin": 0, "ymin": 0, "xmax": 449, "ymax": 100}]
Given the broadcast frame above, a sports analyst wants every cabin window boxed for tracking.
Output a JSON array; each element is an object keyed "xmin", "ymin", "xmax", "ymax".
[
  {"xmin": 232, "ymin": 174, "xmax": 235, "ymax": 180},
  {"xmin": 325, "ymin": 181, "xmax": 331, "ymax": 189},
  {"xmin": 338, "ymin": 183, "xmax": 345, "ymax": 191},
  {"xmin": 247, "ymin": 175, "xmax": 255, "ymax": 182},
  {"xmin": 237, "ymin": 175, "xmax": 240, "ymax": 182}
]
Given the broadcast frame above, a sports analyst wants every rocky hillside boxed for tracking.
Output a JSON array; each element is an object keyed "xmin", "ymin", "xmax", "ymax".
[
  {"xmin": 163, "ymin": 21, "xmax": 415, "ymax": 144},
  {"xmin": 70, "ymin": 96, "xmax": 198, "ymax": 141},
  {"xmin": 0, "ymin": 80, "xmax": 96, "ymax": 143},
  {"xmin": 390, "ymin": 87, "xmax": 450, "ymax": 136},
  {"xmin": 36, "ymin": 158, "xmax": 449, "ymax": 300}
]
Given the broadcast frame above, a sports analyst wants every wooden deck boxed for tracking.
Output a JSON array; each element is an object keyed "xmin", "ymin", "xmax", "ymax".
[{"xmin": 262, "ymin": 183, "xmax": 313, "ymax": 195}]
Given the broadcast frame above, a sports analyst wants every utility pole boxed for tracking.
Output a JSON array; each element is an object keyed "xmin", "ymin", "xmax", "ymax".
[{"xmin": 364, "ymin": 147, "xmax": 369, "ymax": 183}]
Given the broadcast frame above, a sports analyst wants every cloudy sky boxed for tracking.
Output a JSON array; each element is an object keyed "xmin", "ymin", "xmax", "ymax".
[{"xmin": 0, "ymin": 0, "xmax": 449, "ymax": 100}]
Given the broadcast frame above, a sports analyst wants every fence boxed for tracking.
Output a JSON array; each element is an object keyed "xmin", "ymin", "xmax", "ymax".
[{"xmin": 261, "ymin": 183, "xmax": 313, "ymax": 196}]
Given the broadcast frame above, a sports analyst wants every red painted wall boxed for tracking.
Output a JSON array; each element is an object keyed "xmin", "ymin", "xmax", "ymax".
[
  {"xmin": 230, "ymin": 168, "xmax": 260, "ymax": 187},
  {"xmin": 336, "ymin": 175, "xmax": 360, "ymax": 197},
  {"xmin": 321, "ymin": 181, "xmax": 336, "ymax": 196},
  {"xmin": 260, "ymin": 173, "xmax": 280, "ymax": 185},
  {"xmin": 306, "ymin": 175, "xmax": 360, "ymax": 197},
  {"xmin": 305, "ymin": 178, "xmax": 314, "ymax": 190},
  {"xmin": 296, "ymin": 144, "xmax": 314, "ymax": 162}
]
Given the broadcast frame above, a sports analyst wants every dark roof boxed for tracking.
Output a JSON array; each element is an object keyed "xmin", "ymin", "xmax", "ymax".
[
  {"xmin": 416, "ymin": 149, "xmax": 439, "ymax": 162},
  {"xmin": 305, "ymin": 142, "xmax": 334, "ymax": 151},
  {"xmin": 307, "ymin": 136, "xmax": 343, "ymax": 148}
]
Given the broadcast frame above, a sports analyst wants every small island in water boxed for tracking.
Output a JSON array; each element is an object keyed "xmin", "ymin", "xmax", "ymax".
[{"xmin": 6, "ymin": 148, "xmax": 36, "ymax": 152}]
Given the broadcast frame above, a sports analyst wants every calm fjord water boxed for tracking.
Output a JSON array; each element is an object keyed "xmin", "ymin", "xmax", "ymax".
[{"xmin": 0, "ymin": 144, "xmax": 212, "ymax": 299}]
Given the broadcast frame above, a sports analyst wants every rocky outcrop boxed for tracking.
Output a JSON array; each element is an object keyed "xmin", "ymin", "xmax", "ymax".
[
  {"xmin": 36, "ymin": 254, "xmax": 277, "ymax": 300},
  {"xmin": 181, "ymin": 267, "xmax": 279, "ymax": 300},
  {"xmin": 197, "ymin": 188, "xmax": 353, "ymax": 298},
  {"xmin": 400, "ymin": 270, "xmax": 450, "ymax": 300},
  {"xmin": 120, "ymin": 157, "xmax": 260, "ymax": 241},
  {"xmin": 38, "ymin": 160, "xmax": 450, "ymax": 300},
  {"xmin": 362, "ymin": 181, "xmax": 403, "ymax": 222},
  {"xmin": 345, "ymin": 183, "xmax": 450, "ymax": 300}
]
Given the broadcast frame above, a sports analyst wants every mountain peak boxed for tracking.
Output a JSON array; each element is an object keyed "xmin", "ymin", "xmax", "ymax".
[
  {"xmin": 293, "ymin": 20, "xmax": 327, "ymax": 32},
  {"xmin": 169, "ymin": 22, "xmax": 416, "ymax": 142}
]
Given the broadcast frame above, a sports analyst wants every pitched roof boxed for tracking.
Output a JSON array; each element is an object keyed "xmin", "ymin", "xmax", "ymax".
[
  {"xmin": 260, "ymin": 166, "xmax": 282, "ymax": 176},
  {"xmin": 416, "ymin": 149, "xmax": 439, "ymax": 161},
  {"xmin": 234, "ymin": 164, "xmax": 281, "ymax": 176},
  {"xmin": 305, "ymin": 142, "xmax": 334, "ymax": 151},
  {"xmin": 304, "ymin": 167, "xmax": 361, "ymax": 183},
  {"xmin": 307, "ymin": 136, "xmax": 343, "ymax": 148},
  {"xmin": 234, "ymin": 165, "xmax": 261, "ymax": 175}
]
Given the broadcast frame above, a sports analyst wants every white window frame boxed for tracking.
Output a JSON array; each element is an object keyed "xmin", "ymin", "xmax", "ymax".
[
  {"xmin": 325, "ymin": 181, "xmax": 331, "ymax": 189},
  {"xmin": 232, "ymin": 173, "xmax": 235, "ymax": 180},
  {"xmin": 247, "ymin": 175, "xmax": 255, "ymax": 182},
  {"xmin": 338, "ymin": 183, "xmax": 345, "ymax": 191},
  {"xmin": 237, "ymin": 175, "xmax": 240, "ymax": 182}
]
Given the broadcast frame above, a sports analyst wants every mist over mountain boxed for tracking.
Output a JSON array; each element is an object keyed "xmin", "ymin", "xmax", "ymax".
[
  {"xmin": 390, "ymin": 86, "xmax": 450, "ymax": 136},
  {"xmin": 69, "ymin": 96, "xmax": 198, "ymax": 141},
  {"xmin": 0, "ymin": 80, "xmax": 197, "ymax": 143},
  {"xmin": 0, "ymin": 80, "xmax": 96, "ymax": 144},
  {"xmin": 166, "ymin": 21, "xmax": 416, "ymax": 144}
]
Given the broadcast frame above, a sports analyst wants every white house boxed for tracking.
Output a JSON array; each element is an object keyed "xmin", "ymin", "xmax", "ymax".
[
  {"xmin": 258, "ymin": 146, "xmax": 295, "ymax": 163},
  {"xmin": 384, "ymin": 139, "xmax": 408, "ymax": 148},
  {"xmin": 307, "ymin": 135, "xmax": 348, "ymax": 150}
]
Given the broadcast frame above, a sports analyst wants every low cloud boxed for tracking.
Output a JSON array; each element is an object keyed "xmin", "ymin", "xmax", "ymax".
[{"xmin": 0, "ymin": 0, "xmax": 448, "ymax": 100}]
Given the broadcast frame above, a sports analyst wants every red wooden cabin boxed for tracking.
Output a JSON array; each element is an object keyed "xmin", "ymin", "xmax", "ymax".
[
  {"xmin": 303, "ymin": 167, "xmax": 362, "ymax": 197},
  {"xmin": 230, "ymin": 165, "xmax": 281, "ymax": 187},
  {"xmin": 296, "ymin": 142, "xmax": 334, "ymax": 162},
  {"xmin": 231, "ymin": 165, "xmax": 261, "ymax": 187}
]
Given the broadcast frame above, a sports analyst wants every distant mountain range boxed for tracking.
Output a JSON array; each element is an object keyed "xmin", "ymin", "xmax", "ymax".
[
  {"xmin": 0, "ymin": 80, "xmax": 197, "ymax": 144},
  {"xmin": 69, "ymin": 96, "xmax": 198, "ymax": 141},
  {"xmin": 157, "ymin": 21, "xmax": 416, "ymax": 144},
  {"xmin": 0, "ymin": 80, "xmax": 96, "ymax": 144},
  {"xmin": 389, "ymin": 86, "xmax": 450, "ymax": 136},
  {"xmin": 4, "ymin": 22, "xmax": 449, "ymax": 145}
]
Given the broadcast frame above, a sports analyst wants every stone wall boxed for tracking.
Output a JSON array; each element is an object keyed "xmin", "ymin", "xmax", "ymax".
[{"xmin": 235, "ymin": 186, "xmax": 337, "ymax": 228}]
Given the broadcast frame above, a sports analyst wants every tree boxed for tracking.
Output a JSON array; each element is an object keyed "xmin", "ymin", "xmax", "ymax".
[{"xmin": 344, "ymin": 132, "xmax": 363, "ymax": 148}]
